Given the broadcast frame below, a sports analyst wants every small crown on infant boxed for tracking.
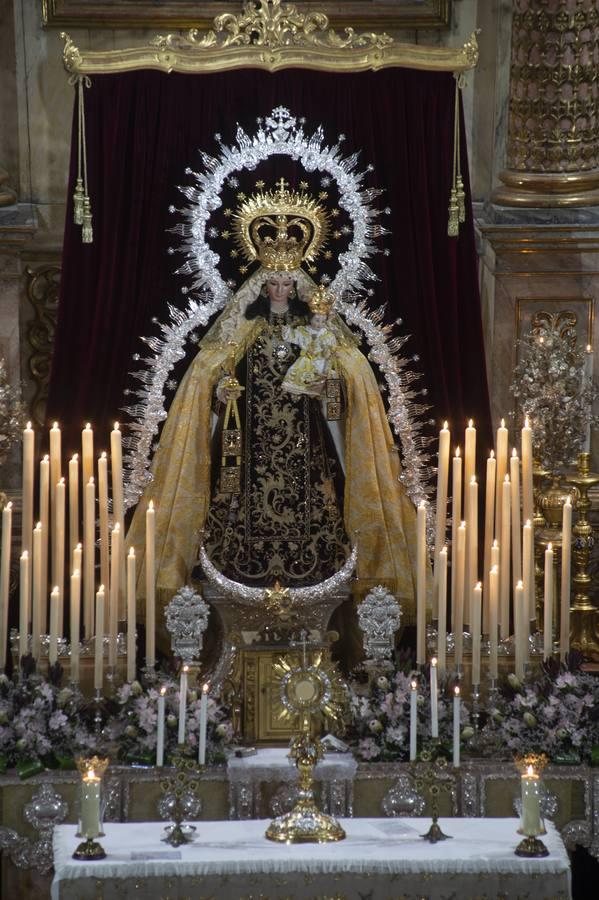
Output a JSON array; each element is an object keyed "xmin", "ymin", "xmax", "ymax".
[{"xmin": 308, "ymin": 285, "xmax": 335, "ymax": 315}]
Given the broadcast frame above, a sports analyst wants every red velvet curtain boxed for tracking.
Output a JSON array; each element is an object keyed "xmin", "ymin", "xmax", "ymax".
[{"xmin": 48, "ymin": 68, "xmax": 491, "ymax": 462}]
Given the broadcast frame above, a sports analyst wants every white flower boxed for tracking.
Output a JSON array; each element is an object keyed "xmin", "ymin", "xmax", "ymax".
[
  {"xmin": 130, "ymin": 680, "xmax": 143, "ymax": 697},
  {"xmin": 376, "ymin": 676, "xmax": 389, "ymax": 691},
  {"xmin": 369, "ymin": 719, "xmax": 383, "ymax": 734},
  {"xmin": 216, "ymin": 723, "xmax": 228, "ymax": 737},
  {"xmin": 523, "ymin": 712, "xmax": 537, "ymax": 727}
]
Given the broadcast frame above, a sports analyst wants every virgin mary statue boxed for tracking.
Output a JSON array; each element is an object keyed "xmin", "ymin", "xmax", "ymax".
[{"xmin": 126, "ymin": 179, "xmax": 420, "ymax": 639}]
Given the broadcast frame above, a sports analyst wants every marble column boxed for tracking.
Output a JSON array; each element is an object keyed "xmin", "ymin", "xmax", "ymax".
[{"xmin": 494, "ymin": 0, "xmax": 599, "ymax": 206}]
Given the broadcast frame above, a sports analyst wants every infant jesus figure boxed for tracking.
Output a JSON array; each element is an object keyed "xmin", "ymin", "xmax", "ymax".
[{"xmin": 282, "ymin": 285, "xmax": 338, "ymax": 398}]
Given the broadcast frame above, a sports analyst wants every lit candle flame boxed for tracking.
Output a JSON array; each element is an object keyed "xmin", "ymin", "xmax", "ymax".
[{"xmin": 454, "ymin": 686, "xmax": 460, "ymax": 696}]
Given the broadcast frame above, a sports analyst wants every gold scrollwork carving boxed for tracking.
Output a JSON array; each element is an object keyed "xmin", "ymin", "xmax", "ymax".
[
  {"xmin": 61, "ymin": 0, "xmax": 478, "ymax": 76},
  {"xmin": 530, "ymin": 310, "xmax": 578, "ymax": 348},
  {"xmin": 25, "ymin": 265, "xmax": 61, "ymax": 426}
]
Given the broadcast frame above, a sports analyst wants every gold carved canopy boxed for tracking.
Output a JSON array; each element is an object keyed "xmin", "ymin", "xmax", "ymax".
[{"xmin": 61, "ymin": 0, "xmax": 478, "ymax": 76}]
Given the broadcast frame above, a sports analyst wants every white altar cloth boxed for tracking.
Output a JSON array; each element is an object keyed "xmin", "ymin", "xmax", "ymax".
[
  {"xmin": 227, "ymin": 747, "xmax": 357, "ymax": 818},
  {"xmin": 52, "ymin": 817, "xmax": 571, "ymax": 899}
]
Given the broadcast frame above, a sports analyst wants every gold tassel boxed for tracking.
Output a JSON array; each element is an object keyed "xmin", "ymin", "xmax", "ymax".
[
  {"xmin": 447, "ymin": 187, "xmax": 459, "ymax": 237},
  {"xmin": 456, "ymin": 174, "xmax": 466, "ymax": 224},
  {"xmin": 82, "ymin": 195, "xmax": 93, "ymax": 244},
  {"xmin": 73, "ymin": 176, "xmax": 84, "ymax": 225}
]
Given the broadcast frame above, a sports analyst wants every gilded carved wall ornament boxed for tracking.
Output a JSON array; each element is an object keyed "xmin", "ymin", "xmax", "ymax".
[
  {"xmin": 61, "ymin": 0, "xmax": 478, "ymax": 76},
  {"xmin": 25, "ymin": 265, "xmax": 61, "ymax": 427},
  {"xmin": 150, "ymin": 0, "xmax": 393, "ymax": 53}
]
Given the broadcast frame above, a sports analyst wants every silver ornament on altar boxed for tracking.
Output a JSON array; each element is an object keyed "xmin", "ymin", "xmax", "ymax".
[
  {"xmin": 357, "ymin": 585, "xmax": 402, "ymax": 664},
  {"xmin": 164, "ymin": 585, "xmax": 210, "ymax": 663}
]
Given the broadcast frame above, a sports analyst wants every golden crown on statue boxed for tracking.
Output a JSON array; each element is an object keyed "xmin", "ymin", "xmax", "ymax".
[
  {"xmin": 308, "ymin": 284, "xmax": 336, "ymax": 315},
  {"xmin": 233, "ymin": 178, "xmax": 330, "ymax": 271}
]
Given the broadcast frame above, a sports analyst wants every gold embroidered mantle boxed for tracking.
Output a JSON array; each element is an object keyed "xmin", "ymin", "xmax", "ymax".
[{"xmin": 126, "ymin": 314, "xmax": 419, "ymax": 621}]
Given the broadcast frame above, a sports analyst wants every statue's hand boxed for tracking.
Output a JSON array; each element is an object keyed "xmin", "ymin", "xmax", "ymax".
[{"xmin": 216, "ymin": 375, "xmax": 244, "ymax": 404}]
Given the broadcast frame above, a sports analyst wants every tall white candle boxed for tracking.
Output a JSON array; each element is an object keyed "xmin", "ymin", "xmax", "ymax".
[
  {"xmin": 111, "ymin": 422, "xmax": 126, "ymax": 619},
  {"xmin": 521, "ymin": 419, "xmax": 534, "ymax": 609},
  {"xmin": 437, "ymin": 547, "xmax": 448, "ymax": 676},
  {"xmin": 178, "ymin": 665, "xmax": 189, "ymax": 745},
  {"xmin": 409, "ymin": 679, "xmax": 417, "ymax": 761},
  {"xmin": 0, "ymin": 501, "xmax": 12, "ymax": 670},
  {"xmin": 81, "ymin": 424, "xmax": 94, "ymax": 492},
  {"xmin": 81, "ymin": 770, "xmax": 101, "ymax": 839},
  {"xmin": 483, "ymin": 451, "xmax": 496, "ymax": 634},
  {"xmin": 49, "ymin": 421, "xmax": 61, "ymax": 510},
  {"xmin": 126, "ymin": 547, "xmax": 136, "ymax": 682},
  {"xmin": 514, "ymin": 579, "xmax": 526, "ymax": 680},
  {"xmin": 48, "ymin": 586, "xmax": 60, "ymax": 666},
  {"xmin": 98, "ymin": 452, "xmax": 110, "ymax": 596},
  {"xmin": 39, "ymin": 455, "xmax": 49, "ymax": 632},
  {"xmin": 416, "ymin": 501, "xmax": 427, "ymax": 665},
  {"xmin": 489, "ymin": 564, "xmax": 499, "ymax": 679},
  {"xmin": 21, "ymin": 422, "xmax": 34, "ymax": 556},
  {"xmin": 70, "ymin": 568, "xmax": 81, "ymax": 683},
  {"xmin": 109, "ymin": 523, "xmax": 121, "ymax": 669},
  {"xmin": 523, "ymin": 520, "xmax": 534, "ymax": 629},
  {"xmin": 73, "ymin": 542, "xmax": 83, "ymax": 580},
  {"xmin": 145, "ymin": 500, "xmax": 156, "ymax": 669},
  {"xmin": 54, "ymin": 477, "xmax": 66, "ymax": 636},
  {"xmin": 510, "ymin": 449, "xmax": 522, "ymax": 589},
  {"xmin": 494, "ymin": 418, "xmax": 509, "ymax": 544},
  {"xmin": 453, "ymin": 686, "xmax": 461, "ymax": 768},
  {"xmin": 454, "ymin": 522, "xmax": 466, "ymax": 669},
  {"xmin": 68, "ymin": 454, "xmax": 79, "ymax": 568},
  {"xmin": 467, "ymin": 476, "xmax": 478, "ymax": 628},
  {"xmin": 544, "ymin": 543, "xmax": 554, "ymax": 660},
  {"xmin": 433, "ymin": 422, "xmax": 450, "ymax": 620},
  {"xmin": 464, "ymin": 419, "xmax": 476, "ymax": 492},
  {"xmin": 31, "ymin": 522, "xmax": 43, "ymax": 659},
  {"xmin": 451, "ymin": 447, "xmax": 462, "ymax": 621},
  {"xmin": 430, "ymin": 658, "xmax": 439, "ymax": 738},
  {"xmin": 84, "ymin": 477, "xmax": 95, "ymax": 638},
  {"xmin": 464, "ymin": 420, "xmax": 476, "ymax": 624},
  {"xmin": 110, "ymin": 422, "xmax": 124, "ymax": 530},
  {"xmin": 500, "ymin": 476, "xmax": 511, "ymax": 639},
  {"xmin": 521, "ymin": 418, "xmax": 534, "ymax": 523},
  {"xmin": 156, "ymin": 686, "xmax": 166, "ymax": 766},
  {"xmin": 18, "ymin": 551, "xmax": 30, "ymax": 661},
  {"xmin": 560, "ymin": 496, "xmax": 573, "ymax": 661},
  {"xmin": 199, "ymin": 682, "xmax": 209, "ymax": 765},
  {"xmin": 491, "ymin": 539, "xmax": 500, "ymax": 572},
  {"xmin": 520, "ymin": 765, "xmax": 543, "ymax": 836},
  {"xmin": 94, "ymin": 585, "xmax": 105, "ymax": 692},
  {"xmin": 471, "ymin": 582, "xmax": 482, "ymax": 686}
]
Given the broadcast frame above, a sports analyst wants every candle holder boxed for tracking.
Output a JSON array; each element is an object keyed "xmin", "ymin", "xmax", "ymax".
[
  {"xmin": 160, "ymin": 746, "xmax": 203, "ymax": 847},
  {"xmin": 411, "ymin": 746, "xmax": 454, "ymax": 843},
  {"xmin": 564, "ymin": 452, "xmax": 599, "ymax": 660},
  {"xmin": 514, "ymin": 753, "xmax": 549, "ymax": 858},
  {"xmin": 73, "ymin": 756, "xmax": 109, "ymax": 859}
]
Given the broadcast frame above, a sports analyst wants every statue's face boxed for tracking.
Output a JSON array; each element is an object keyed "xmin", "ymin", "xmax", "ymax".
[{"xmin": 265, "ymin": 275, "xmax": 293, "ymax": 304}]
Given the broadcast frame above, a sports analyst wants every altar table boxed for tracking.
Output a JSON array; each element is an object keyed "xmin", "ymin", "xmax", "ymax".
[
  {"xmin": 227, "ymin": 747, "xmax": 357, "ymax": 818},
  {"xmin": 52, "ymin": 817, "xmax": 571, "ymax": 899}
]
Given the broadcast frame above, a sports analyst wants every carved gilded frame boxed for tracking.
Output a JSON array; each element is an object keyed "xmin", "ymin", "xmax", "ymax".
[
  {"xmin": 60, "ymin": 0, "xmax": 477, "ymax": 76},
  {"xmin": 45, "ymin": 1, "xmax": 452, "ymax": 32}
]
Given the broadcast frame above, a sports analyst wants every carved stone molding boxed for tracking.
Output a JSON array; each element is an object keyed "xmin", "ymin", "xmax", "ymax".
[
  {"xmin": 60, "ymin": 0, "xmax": 477, "ymax": 76},
  {"xmin": 25, "ymin": 265, "xmax": 61, "ymax": 427},
  {"xmin": 495, "ymin": 0, "xmax": 599, "ymax": 206}
]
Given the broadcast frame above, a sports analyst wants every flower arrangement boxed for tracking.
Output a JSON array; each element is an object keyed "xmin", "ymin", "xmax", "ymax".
[
  {"xmin": 481, "ymin": 658, "xmax": 599, "ymax": 764},
  {"xmin": 0, "ymin": 672, "xmax": 95, "ymax": 777},
  {"xmin": 510, "ymin": 321, "xmax": 599, "ymax": 472},
  {"xmin": 347, "ymin": 661, "xmax": 471, "ymax": 762},
  {"xmin": 106, "ymin": 678, "xmax": 234, "ymax": 765}
]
